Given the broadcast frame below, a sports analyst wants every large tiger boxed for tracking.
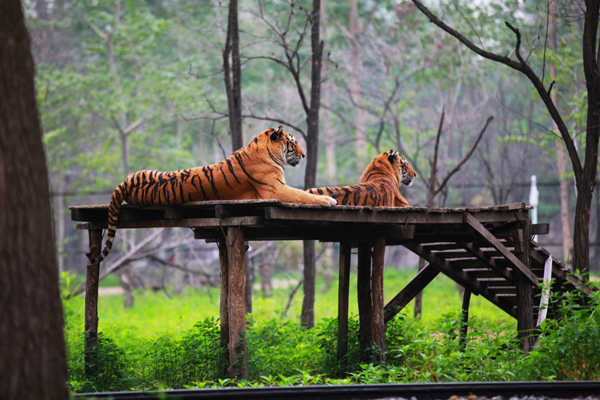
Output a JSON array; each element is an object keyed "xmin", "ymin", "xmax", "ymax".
[
  {"xmin": 307, "ymin": 150, "xmax": 416, "ymax": 207},
  {"xmin": 96, "ymin": 126, "xmax": 336, "ymax": 262}
]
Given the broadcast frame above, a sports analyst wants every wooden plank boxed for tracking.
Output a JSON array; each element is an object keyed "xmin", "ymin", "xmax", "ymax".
[
  {"xmin": 76, "ymin": 216, "xmax": 263, "ymax": 230},
  {"xmin": 226, "ymin": 227, "xmax": 248, "ymax": 378},
  {"xmin": 517, "ymin": 223, "xmax": 535, "ymax": 352},
  {"xmin": 370, "ymin": 238, "xmax": 386, "ymax": 364},
  {"xmin": 84, "ymin": 228, "xmax": 102, "ymax": 379},
  {"xmin": 404, "ymin": 241, "xmax": 517, "ymax": 318},
  {"xmin": 384, "ymin": 262, "xmax": 441, "ymax": 323},
  {"xmin": 357, "ymin": 245, "xmax": 372, "ymax": 362},
  {"xmin": 217, "ymin": 241, "xmax": 229, "ymax": 376},
  {"xmin": 461, "ymin": 242, "xmax": 514, "ymax": 282},
  {"xmin": 265, "ymin": 206, "xmax": 530, "ymax": 225},
  {"xmin": 459, "ymin": 288, "xmax": 472, "ymax": 352},
  {"xmin": 464, "ymin": 213, "xmax": 538, "ymax": 285},
  {"xmin": 529, "ymin": 244, "xmax": 598, "ymax": 296},
  {"xmin": 517, "ymin": 275, "xmax": 535, "ymax": 352},
  {"xmin": 337, "ymin": 243, "xmax": 351, "ymax": 367},
  {"xmin": 531, "ymin": 223, "xmax": 549, "ymax": 235}
]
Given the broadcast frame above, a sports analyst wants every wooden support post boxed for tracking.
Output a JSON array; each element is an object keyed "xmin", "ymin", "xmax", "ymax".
[
  {"xmin": 337, "ymin": 242, "xmax": 351, "ymax": 369},
  {"xmin": 84, "ymin": 228, "xmax": 102, "ymax": 379},
  {"xmin": 459, "ymin": 287, "xmax": 472, "ymax": 352},
  {"xmin": 384, "ymin": 262, "xmax": 440, "ymax": 323},
  {"xmin": 226, "ymin": 227, "xmax": 248, "ymax": 378},
  {"xmin": 370, "ymin": 237, "xmax": 386, "ymax": 364},
  {"xmin": 357, "ymin": 244, "xmax": 372, "ymax": 361},
  {"xmin": 516, "ymin": 224, "xmax": 535, "ymax": 352},
  {"xmin": 217, "ymin": 241, "xmax": 229, "ymax": 375}
]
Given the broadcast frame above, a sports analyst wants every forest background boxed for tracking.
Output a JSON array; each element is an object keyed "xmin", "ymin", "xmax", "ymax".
[{"xmin": 26, "ymin": 0, "xmax": 600, "ymax": 312}]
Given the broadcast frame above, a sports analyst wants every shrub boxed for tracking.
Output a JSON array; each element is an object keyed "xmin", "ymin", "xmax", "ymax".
[
  {"xmin": 146, "ymin": 318, "xmax": 222, "ymax": 387},
  {"xmin": 69, "ymin": 332, "xmax": 133, "ymax": 393},
  {"xmin": 517, "ymin": 291, "xmax": 600, "ymax": 380}
]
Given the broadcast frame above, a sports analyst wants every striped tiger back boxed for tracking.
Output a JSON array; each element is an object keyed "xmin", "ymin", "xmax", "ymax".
[
  {"xmin": 307, "ymin": 150, "xmax": 415, "ymax": 207},
  {"xmin": 95, "ymin": 127, "xmax": 337, "ymax": 263}
]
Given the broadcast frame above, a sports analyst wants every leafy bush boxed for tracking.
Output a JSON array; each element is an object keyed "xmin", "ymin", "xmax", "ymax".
[
  {"xmin": 247, "ymin": 318, "xmax": 322, "ymax": 378},
  {"xmin": 145, "ymin": 318, "xmax": 222, "ymax": 387},
  {"xmin": 314, "ymin": 316, "xmax": 361, "ymax": 376},
  {"xmin": 517, "ymin": 292, "xmax": 600, "ymax": 380},
  {"xmin": 69, "ymin": 332, "xmax": 133, "ymax": 393}
]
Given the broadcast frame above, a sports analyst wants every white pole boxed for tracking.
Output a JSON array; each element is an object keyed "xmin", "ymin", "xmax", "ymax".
[
  {"xmin": 529, "ymin": 175, "xmax": 539, "ymax": 242},
  {"xmin": 536, "ymin": 256, "xmax": 553, "ymax": 327}
]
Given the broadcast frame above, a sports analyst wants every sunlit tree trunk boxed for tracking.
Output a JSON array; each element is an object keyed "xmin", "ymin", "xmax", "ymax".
[
  {"xmin": 549, "ymin": 0, "xmax": 572, "ymax": 263},
  {"xmin": 349, "ymin": 0, "xmax": 366, "ymax": 175},
  {"xmin": 301, "ymin": 0, "xmax": 324, "ymax": 329},
  {"xmin": 0, "ymin": 1, "xmax": 68, "ymax": 398},
  {"xmin": 223, "ymin": 0, "xmax": 243, "ymax": 151}
]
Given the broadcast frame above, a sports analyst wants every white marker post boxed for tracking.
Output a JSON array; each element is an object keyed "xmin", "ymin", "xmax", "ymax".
[{"xmin": 529, "ymin": 175, "xmax": 539, "ymax": 242}]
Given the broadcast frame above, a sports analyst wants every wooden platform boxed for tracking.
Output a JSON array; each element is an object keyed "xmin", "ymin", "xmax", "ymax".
[{"xmin": 71, "ymin": 200, "xmax": 596, "ymax": 378}]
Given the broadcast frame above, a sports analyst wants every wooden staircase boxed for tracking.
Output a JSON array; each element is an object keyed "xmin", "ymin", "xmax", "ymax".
[{"xmin": 384, "ymin": 215, "xmax": 597, "ymax": 324}]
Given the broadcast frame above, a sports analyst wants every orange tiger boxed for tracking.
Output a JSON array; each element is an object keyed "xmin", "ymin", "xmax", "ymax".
[
  {"xmin": 307, "ymin": 150, "xmax": 416, "ymax": 207},
  {"xmin": 96, "ymin": 126, "xmax": 336, "ymax": 262}
]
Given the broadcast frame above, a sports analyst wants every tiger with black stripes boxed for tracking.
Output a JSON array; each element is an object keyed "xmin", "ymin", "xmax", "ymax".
[
  {"xmin": 307, "ymin": 150, "xmax": 416, "ymax": 207},
  {"xmin": 96, "ymin": 126, "xmax": 337, "ymax": 262}
]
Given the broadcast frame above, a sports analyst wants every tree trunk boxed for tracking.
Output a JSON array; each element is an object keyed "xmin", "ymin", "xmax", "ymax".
[
  {"xmin": 0, "ymin": 1, "xmax": 68, "ymax": 398},
  {"xmin": 549, "ymin": 0, "xmax": 572, "ymax": 263},
  {"xmin": 321, "ymin": 0, "xmax": 336, "ymax": 184},
  {"xmin": 223, "ymin": 0, "xmax": 243, "ymax": 151},
  {"xmin": 414, "ymin": 111, "xmax": 443, "ymax": 318},
  {"xmin": 576, "ymin": 0, "xmax": 600, "ymax": 278},
  {"xmin": 301, "ymin": 0, "xmax": 324, "ymax": 329},
  {"xmin": 349, "ymin": 0, "xmax": 366, "ymax": 175}
]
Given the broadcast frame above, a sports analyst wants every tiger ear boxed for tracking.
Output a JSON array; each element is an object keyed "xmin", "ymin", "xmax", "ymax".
[
  {"xmin": 270, "ymin": 126, "xmax": 283, "ymax": 141},
  {"xmin": 387, "ymin": 151, "xmax": 397, "ymax": 164}
]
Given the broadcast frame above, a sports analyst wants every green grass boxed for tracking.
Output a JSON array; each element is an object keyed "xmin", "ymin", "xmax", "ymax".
[
  {"xmin": 64, "ymin": 269, "xmax": 513, "ymax": 343},
  {"xmin": 61, "ymin": 268, "xmax": 599, "ymax": 392}
]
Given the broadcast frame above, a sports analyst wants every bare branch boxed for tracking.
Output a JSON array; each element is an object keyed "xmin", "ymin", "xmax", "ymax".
[
  {"xmin": 411, "ymin": 0, "xmax": 582, "ymax": 179},
  {"xmin": 427, "ymin": 109, "xmax": 445, "ymax": 207},
  {"xmin": 68, "ymin": 229, "xmax": 165, "ymax": 298},
  {"xmin": 434, "ymin": 116, "xmax": 494, "ymax": 197},
  {"xmin": 242, "ymin": 113, "xmax": 306, "ymax": 139}
]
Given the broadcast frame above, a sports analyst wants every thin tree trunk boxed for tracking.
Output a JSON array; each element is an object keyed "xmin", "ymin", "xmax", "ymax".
[
  {"xmin": 321, "ymin": 0, "xmax": 337, "ymax": 281},
  {"xmin": 55, "ymin": 175, "xmax": 66, "ymax": 272},
  {"xmin": 414, "ymin": 110, "xmax": 443, "ymax": 318},
  {"xmin": 549, "ymin": 0, "xmax": 572, "ymax": 263},
  {"xmin": 301, "ymin": 0, "xmax": 324, "ymax": 329},
  {"xmin": 321, "ymin": 0, "xmax": 336, "ymax": 184},
  {"xmin": 223, "ymin": 0, "xmax": 243, "ymax": 151},
  {"xmin": 349, "ymin": 0, "xmax": 366, "ymax": 175},
  {"xmin": 0, "ymin": 1, "xmax": 68, "ymax": 398},
  {"xmin": 575, "ymin": 0, "xmax": 600, "ymax": 278}
]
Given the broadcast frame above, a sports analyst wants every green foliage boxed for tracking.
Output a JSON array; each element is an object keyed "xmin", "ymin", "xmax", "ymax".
[
  {"xmin": 62, "ymin": 279, "xmax": 600, "ymax": 392},
  {"xmin": 69, "ymin": 332, "xmax": 134, "ymax": 393},
  {"xmin": 517, "ymin": 292, "xmax": 600, "ymax": 380},
  {"xmin": 146, "ymin": 318, "xmax": 222, "ymax": 387}
]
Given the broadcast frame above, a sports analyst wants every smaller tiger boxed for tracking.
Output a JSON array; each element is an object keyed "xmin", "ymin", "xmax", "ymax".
[{"xmin": 307, "ymin": 150, "xmax": 416, "ymax": 207}]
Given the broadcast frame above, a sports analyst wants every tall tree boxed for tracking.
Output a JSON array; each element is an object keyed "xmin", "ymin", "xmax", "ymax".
[
  {"xmin": 223, "ymin": 0, "xmax": 243, "ymax": 151},
  {"xmin": 412, "ymin": 0, "xmax": 600, "ymax": 278},
  {"xmin": 0, "ymin": 1, "xmax": 68, "ymax": 399},
  {"xmin": 349, "ymin": 0, "xmax": 366, "ymax": 175},
  {"xmin": 548, "ymin": 0, "xmax": 572, "ymax": 263},
  {"xmin": 301, "ymin": 0, "xmax": 325, "ymax": 328}
]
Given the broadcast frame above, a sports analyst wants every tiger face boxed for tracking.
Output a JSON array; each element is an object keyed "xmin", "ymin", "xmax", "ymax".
[
  {"xmin": 267, "ymin": 126, "xmax": 305, "ymax": 166},
  {"xmin": 386, "ymin": 149, "xmax": 416, "ymax": 186}
]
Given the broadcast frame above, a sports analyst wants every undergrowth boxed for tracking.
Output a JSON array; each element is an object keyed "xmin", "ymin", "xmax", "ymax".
[{"xmin": 61, "ymin": 270, "xmax": 600, "ymax": 392}]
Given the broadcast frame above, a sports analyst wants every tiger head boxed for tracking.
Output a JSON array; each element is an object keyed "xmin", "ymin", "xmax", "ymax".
[
  {"xmin": 264, "ymin": 126, "xmax": 305, "ymax": 166},
  {"xmin": 387, "ymin": 150, "xmax": 416, "ymax": 186},
  {"xmin": 361, "ymin": 149, "xmax": 416, "ymax": 187}
]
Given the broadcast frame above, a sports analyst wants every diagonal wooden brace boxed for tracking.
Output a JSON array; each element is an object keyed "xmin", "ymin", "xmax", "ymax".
[
  {"xmin": 384, "ymin": 262, "xmax": 440, "ymax": 323},
  {"xmin": 464, "ymin": 213, "xmax": 538, "ymax": 285}
]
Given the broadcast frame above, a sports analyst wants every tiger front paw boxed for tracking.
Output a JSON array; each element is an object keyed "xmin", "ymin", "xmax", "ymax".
[{"xmin": 324, "ymin": 196, "xmax": 337, "ymax": 206}]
